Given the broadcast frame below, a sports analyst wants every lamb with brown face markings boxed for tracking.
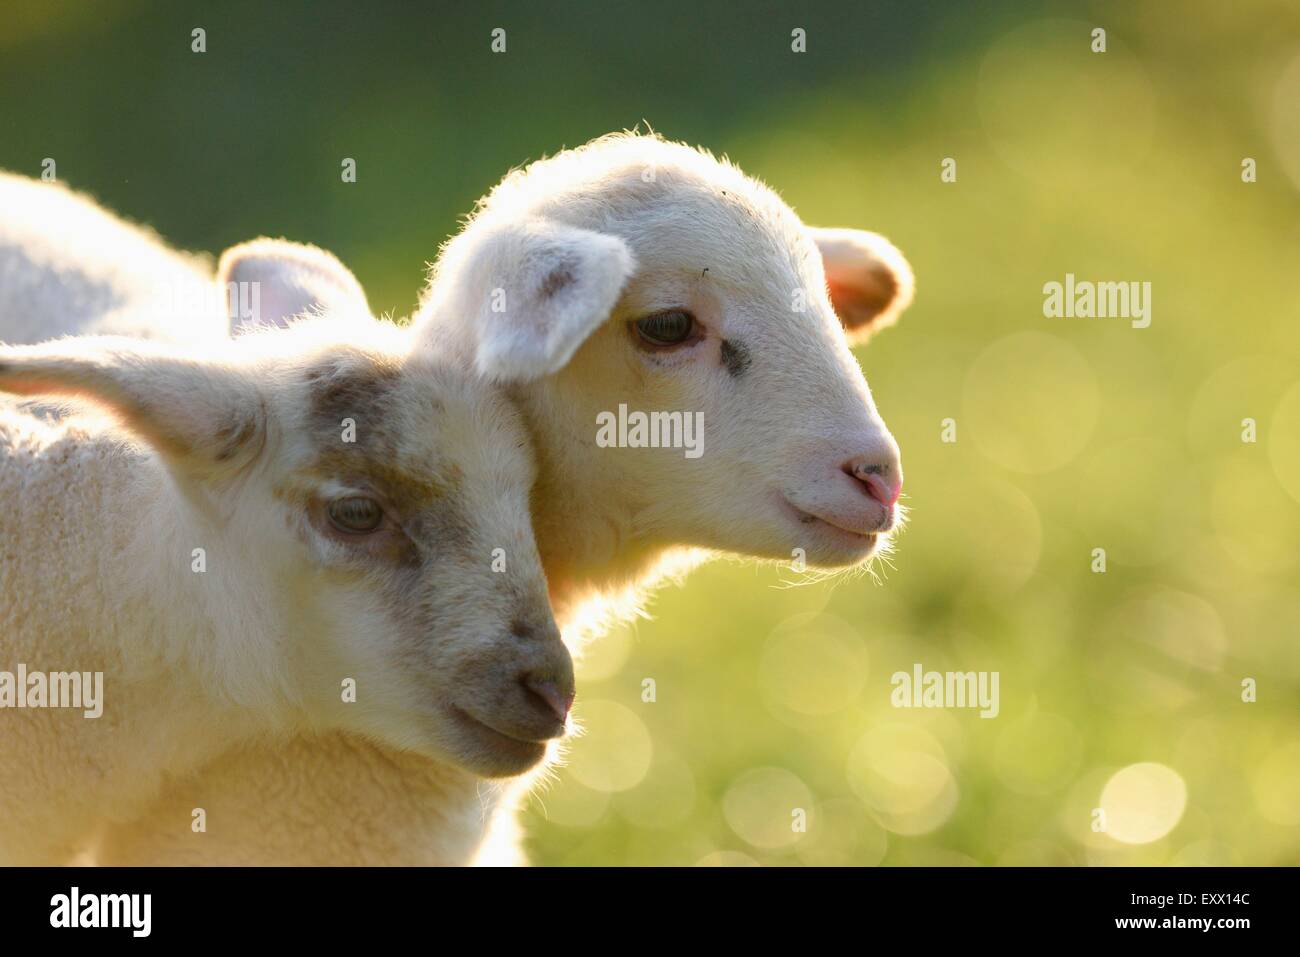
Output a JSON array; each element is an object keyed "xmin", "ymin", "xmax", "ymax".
[
  {"xmin": 264, "ymin": 341, "xmax": 575, "ymax": 776},
  {"xmin": 0, "ymin": 316, "xmax": 573, "ymax": 817}
]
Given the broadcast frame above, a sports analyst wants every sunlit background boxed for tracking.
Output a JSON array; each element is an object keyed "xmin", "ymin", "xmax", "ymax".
[{"xmin": 3, "ymin": 0, "xmax": 1298, "ymax": 865}]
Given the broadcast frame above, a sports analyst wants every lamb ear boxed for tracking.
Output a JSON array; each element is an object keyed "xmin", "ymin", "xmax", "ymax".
[
  {"xmin": 423, "ymin": 218, "xmax": 635, "ymax": 382},
  {"xmin": 0, "ymin": 337, "xmax": 265, "ymax": 476},
  {"xmin": 219, "ymin": 238, "xmax": 370, "ymax": 335},
  {"xmin": 810, "ymin": 228, "xmax": 915, "ymax": 343}
]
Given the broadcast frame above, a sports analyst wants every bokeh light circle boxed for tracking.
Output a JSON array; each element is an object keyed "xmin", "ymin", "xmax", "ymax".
[
  {"xmin": 574, "ymin": 621, "xmax": 634, "ymax": 682},
  {"xmin": 963, "ymin": 332, "xmax": 1099, "ymax": 473},
  {"xmin": 933, "ymin": 474, "xmax": 1044, "ymax": 592},
  {"xmin": 759, "ymin": 612, "xmax": 868, "ymax": 720},
  {"xmin": 1186, "ymin": 356, "xmax": 1295, "ymax": 459},
  {"xmin": 847, "ymin": 724, "xmax": 958, "ymax": 835},
  {"xmin": 795, "ymin": 797, "xmax": 889, "ymax": 866},
  {"xmin": 1098, "ymin": 762, "xmax": 1187, "ymax": 844},
  {"xmin": 567, "ymin": 699, "xmax": 653, "ymax": 793},
  {"xmin": 1104, "ymin": 587, "xmax": 1226, "ymax": 673},
  {"xmin": 722, "ymin": 766, "xmax": 815, "ymax": 850}
]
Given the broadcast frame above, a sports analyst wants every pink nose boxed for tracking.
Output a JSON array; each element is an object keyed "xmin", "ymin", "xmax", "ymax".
[
  {"xmin": 845, "ymin": 456, "xmax": 902, "ymax": 507},
  {"xmin": 523, "ymin": 674, "xmax": 575, "ymax": 723}
]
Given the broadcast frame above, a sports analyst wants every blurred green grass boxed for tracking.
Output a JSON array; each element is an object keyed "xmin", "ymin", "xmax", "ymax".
[{"xmin": 3, "ymin": 0, "xmax": 1298, "ymax": 865}]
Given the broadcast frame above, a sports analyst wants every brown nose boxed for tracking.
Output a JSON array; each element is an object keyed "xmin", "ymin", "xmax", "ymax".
[
  {"xmin": 844, "ymin": 454, "xmax": 902, "ymax": 507},
  {"xmin": 522, "ymin": 672, "xmax": 575, "ymax": 723}
]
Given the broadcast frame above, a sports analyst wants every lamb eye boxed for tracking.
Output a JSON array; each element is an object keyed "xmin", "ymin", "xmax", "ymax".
[
  {"xmin": 327, "ymin": 496, "xmax": 383, "ymax": 534},
  {"xmin": 633, "ymin": 309, "xmax": 697, "ymax": 347}
]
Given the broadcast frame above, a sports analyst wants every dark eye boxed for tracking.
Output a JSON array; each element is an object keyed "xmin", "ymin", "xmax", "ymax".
[
  {"xmin": 632, "ymin": 309, "xmax": 697, "ymax": 347},
  {"xmin": 327, "ymin": 496, "xmax": 384, "ymax": 534}
]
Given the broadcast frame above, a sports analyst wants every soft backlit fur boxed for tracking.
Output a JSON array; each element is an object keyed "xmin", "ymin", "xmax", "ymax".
[
  {"xmin": 0, "ymin": 132, "xmax": 914, "ymax": 864},
  {"xmin": 0, "ymin": 173, "xmax": 224, "ymax": 345},
  {"xmin": 0, "ymin": 317, "xmax": 570, "ymax": 864},
  {"xmin": 420, "ymin": 132, "xmax": 912, "ymax": 596}
]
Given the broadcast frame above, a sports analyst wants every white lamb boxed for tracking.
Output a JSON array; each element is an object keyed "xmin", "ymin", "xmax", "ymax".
[
  {"xmin": 0, "ymin": 131, "xmax": 914, "ymax": 864},
  {"xmin": 0, "ymin": 318, "xmax": 573, "ymax": 865}
]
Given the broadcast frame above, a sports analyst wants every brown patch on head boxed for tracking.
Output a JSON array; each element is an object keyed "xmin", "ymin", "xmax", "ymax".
[
  {"xmin": 300, "ymin": 351, "xmax": 429, "ymax": 496},
  {"xmin": 540, "ymin": 261, "xmax": 577, "ymax": 298},
  {"xmin": 277, "ymin": 354, "xmax": 475, "ymax": 571},
  {"xmin": 275, "ymin": 457, "xmax": 472, "ymax": 572},
  {"xmin": 304, "ymin": 352, "xmax": 404, "ymax": 445},
  {"xmin": 306, "ymin": 447, "xmax": 459, "ymax": 515}
]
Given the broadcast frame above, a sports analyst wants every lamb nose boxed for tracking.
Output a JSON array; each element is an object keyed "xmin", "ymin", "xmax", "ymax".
[
  {"xmin": 844, "ymin": 455, "xmax": 902, "ymax": 507},
  {"xmin": 522, "ymin": 674, "xmax": 575, "ymax": 722}
]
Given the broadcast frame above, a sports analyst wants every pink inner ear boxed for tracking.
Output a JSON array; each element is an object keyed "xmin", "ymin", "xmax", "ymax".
[{"xmin": 826, "ymin": 269, "xmax": 897, "ymax": 331}]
